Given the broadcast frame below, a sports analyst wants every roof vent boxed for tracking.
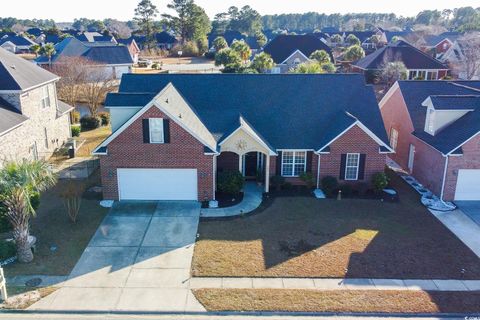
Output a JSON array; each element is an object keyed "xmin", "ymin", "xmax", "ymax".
[{"xmin": 10, "ymin": 65, "xmax": 16, "ymax": 70}]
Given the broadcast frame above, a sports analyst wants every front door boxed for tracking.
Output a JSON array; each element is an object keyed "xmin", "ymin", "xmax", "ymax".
[
  {"xmin": 408, "ymin": 144, "xmax": 415, "ymax": 172},
  {"xmin": 243, "ymin": 152, "xmax": 258, "ymax": 178}
]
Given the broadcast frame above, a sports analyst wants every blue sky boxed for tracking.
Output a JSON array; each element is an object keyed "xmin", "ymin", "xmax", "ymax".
[{"xmin": 4, "ymin": 0, "xmax": 479, "ymax": 21}]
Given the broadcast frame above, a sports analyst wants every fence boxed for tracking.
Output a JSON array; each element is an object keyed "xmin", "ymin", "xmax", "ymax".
[{"xmin": 39, "ymin": 152, "xmax": 100, "ymax": 180}]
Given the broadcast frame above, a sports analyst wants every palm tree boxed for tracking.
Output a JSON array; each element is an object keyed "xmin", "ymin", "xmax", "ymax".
[
  {"xmin": 40, "ymin": 43, "xmax": 56, "ymax": 66},
  {"xmin": 30, "ymin": 44, "xmax": 41, "ymax": 58},
  {"xmin": 0, "ymin": 160, "xmax": 57, "ymax": 263},
  {"xmin": 251, "ymin": 52, "xmax": 274, "ymax": 73},
  {"xmin": 230, "ymin": 40, "xmax": 251, "ymax": 64}
]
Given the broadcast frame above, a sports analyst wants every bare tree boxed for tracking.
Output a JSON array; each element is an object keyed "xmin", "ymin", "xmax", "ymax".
[
  {"xmin": 50, "ymin": 57, "xmax": 89, "ymax": 108},
  {"xmin": 453, "ymin": 32, "xmax": 480, "ymax": 80},
  {"xmin": 80, "ymin": 64, "xmax": 117, "ymax": 116}
]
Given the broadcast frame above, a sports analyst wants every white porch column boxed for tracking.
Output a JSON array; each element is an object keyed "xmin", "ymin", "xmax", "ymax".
[
  {"xmin": 265, "ymin": 154, "xmax": 270, "ymax": 193},
  {"xmin": 238, "ymin": 153, "xmax": 243, "ymax": 173}
]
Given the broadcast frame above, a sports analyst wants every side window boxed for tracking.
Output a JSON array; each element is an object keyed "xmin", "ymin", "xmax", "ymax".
[
  {"xmin": 149, "ymin": 118, "xmax": 164, "ymax": 143},
  {"xmin": 40, "ymin": 86, "xmax": 50, "ymax": 108},
  {"xmin": 390, "ymin": 128, "xmax": 398, "ymax": 151}
]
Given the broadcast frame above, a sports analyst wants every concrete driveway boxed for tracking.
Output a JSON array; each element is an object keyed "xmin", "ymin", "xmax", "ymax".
[
  {"xmin": 30, "ymin": 201, "xmax": 204, "ymax": 312},
  {"xmin": 456, "ymin": 201, "xmax": 480, "ymax": 225}
]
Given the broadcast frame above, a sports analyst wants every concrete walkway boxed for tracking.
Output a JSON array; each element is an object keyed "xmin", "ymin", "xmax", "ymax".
[
  {"xmin": 429, "ymin": 208, "xmax": 480, "ymax": 258},
  {"xmin": 29, "ymin": 201, "xmax": 205, "ymax": 312},
  {"xmin": 190, "ymin": 277, "xmax": 480, "ymax": 291},
  {"xmin": 200, "ymin": 182, "xmax": 263, "ymax": 218}
]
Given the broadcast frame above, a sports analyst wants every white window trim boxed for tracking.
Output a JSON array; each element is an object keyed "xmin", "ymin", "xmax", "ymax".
[
  {"xmin": 149, "ymin": 118, "xmax": 164, "ymax": 144},
  {"xmin": 345, "ymin": 153, "xmax": 360, "ymax": 181},
  {"xmin": 40, "ymin": 85, "xmax": 50, "ymax": 108},
  {"xmin": 390, "ymin": 128, "xmax": 398, "ymax": 151},
  {"xmin": 281, "ymin": 150, "xmax": 307, "ymax": 177}
]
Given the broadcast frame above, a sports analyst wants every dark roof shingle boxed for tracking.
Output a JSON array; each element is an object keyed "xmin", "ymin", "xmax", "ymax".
[{"xmin": 263, "ymin": 35, "xmax": 334, "ymax": 64}]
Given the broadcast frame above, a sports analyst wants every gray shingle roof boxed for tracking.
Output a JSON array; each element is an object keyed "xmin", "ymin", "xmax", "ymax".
[
  {"xmin": 107, "ymin": 74, "xmax": 389, "ymax": 150},
  {"xmin": 398, "ymin": 80, "xmax": 480, "ymax": 154},
  {"xmin": 430, "ymin": 95, "xmax": 480, "ymax": 110},
  {"xmin": 354, "ymin": 40, "xmax": 447, "ymax": 70},
  {"xmin": 0, "ymin": 47, "xmax": 58, "ymax": 91},
  {"xmin": 0, "ymin": 96, "xmax": 28, "ymax": 135}
]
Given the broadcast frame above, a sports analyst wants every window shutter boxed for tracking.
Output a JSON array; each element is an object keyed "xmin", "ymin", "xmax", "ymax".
[
  {"xmin": 142, "ymin": 119, "xmax": 150, "ymax": 143},
  {"xmin": 358, "ymin": 154, "xmax": 366, "ymax": 180},
  {"xmin": 306, "ymin": 151, "xmax": 313, "ymax": 173},
  {"xmin": 276, "ymin": 151, "xmax": 282, "ymax": 176},
  {"xmin": 339, "ymin": 154, "xmax": 346, "ymax": 180},
  {"xmin": 163, "ymin": 119, "xmax": 170, "ymax": 143}
]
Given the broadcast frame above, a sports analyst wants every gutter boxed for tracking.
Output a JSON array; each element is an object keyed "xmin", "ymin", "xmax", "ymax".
[{"xmin": 439, "ymin": 155, "xmax": 456, "ymax": 210}]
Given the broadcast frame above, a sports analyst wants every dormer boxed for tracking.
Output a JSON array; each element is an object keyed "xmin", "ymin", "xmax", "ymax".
[{"xmin": 422, "ymin": 95, "xmax": 479, "ymax": 135}]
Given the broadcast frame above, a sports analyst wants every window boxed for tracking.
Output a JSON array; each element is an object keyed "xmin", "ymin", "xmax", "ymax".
[
  {"xmin": 281, "ymin": 151, "xmax": 306, "ymax": 177},
  {"xmin": 293, "ymin": 58, "xmax": 302, "ymax": 65},
  {"xmin": 271, "ymin": 67, "xmax": 281, "ymax": 74},
  {"xmin": 345, "ymin": 153, "xmax": 360, "ymax": 180},
  {"xmin": 149, "ymin": 118, "xmax": 164, "ymax": 143},
  {"xmin": 426, "ymin": 71, "xmax": 437, "ymax": 80},
  {"xmin": 390, "ymin": 128, "xmax": 398, "ymax": 151},
  {"xmin": 40, "ymin": 86, "xmax": 50, "ymax": 108}
]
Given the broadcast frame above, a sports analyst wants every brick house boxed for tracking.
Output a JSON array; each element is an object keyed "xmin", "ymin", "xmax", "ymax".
[
  {"xmin": 352, "ymin": 40, "xmax": 449, "ymax": 82},
  {"xmin": 380, "ymin": 80, "xmax": 480, "ymax": 201},
  {"xmin": 94, "ymin": 74, "xmax": 392, "ymax": 202},
  {"xmin": 0, "ymin": 48, "xmax": 73, "ymax": 164},
  {"xmin": 262, "ymin": 35, "xmax": 334, "ymax": 73}
]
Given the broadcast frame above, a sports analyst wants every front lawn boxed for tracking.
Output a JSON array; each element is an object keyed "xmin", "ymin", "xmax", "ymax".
[
  {"xmin": 192, "ymin": 171, "xmax": 480, "ymax": 279},
  {"xmin": 193, "ymin": 289, "xmax": 480, "ymax": 313},
  {"xmin": 4, "ymin": 171, "xmax": 109, "ymax": 276}
]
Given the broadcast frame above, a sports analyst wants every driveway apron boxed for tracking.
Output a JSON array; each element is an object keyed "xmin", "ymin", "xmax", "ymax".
[{"xmin": 30, "ymin": 201, "xmax": 204, "ymax": 312}]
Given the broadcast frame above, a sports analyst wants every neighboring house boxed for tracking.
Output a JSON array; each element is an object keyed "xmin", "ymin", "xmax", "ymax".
[
  {"xmin": 117, "ymin": 38, "xmax": 140, "ymax": 64},
  {"xmin": 437, "ymin": 40, "xmax": 479, "ymax": 80},
  {"xmin": 36, "ymin": 37, "xmax": 133, "ymax": 79},
  {"xmin": 0, "ymin": 48, "xmax": 72, "ymax": 163},
  {"xmin": 129, "ymin": 32, "xmax": 177, "ymax": 50},
  {"xmin": 208, "ymin": 31, "xmax": 261, "ymax": 52},
  {"xmin": 76, "ymin": 32, "xmax": 117, "ymax": 44},
  {"xmin": 93, "ymin": 74, "xmax": 392, "ymax": 202},
  {"xmin": 422, "ymin": 32, "xmax": 463, "ymax": 56},
  {"xmin": 380, "ymin": 80, "xmax": 480, "ymax": 201},
  {"xmin": 35, "ymin": 34, "xmax": 64, "ymax": 45},
  {"xmin": 353, "ymin": 40, "xmax": 449, "ymax": 81},
  {"xmin": 263, "ymin": 35, "xmax": 334, "ymax": 73},
  {"xmin": 0, "ymin": 35, "xmax": 35, "ymax": 53},
  {"xmin": 26, "ymin": 28, "xmax": 43, "ymax": 37}
]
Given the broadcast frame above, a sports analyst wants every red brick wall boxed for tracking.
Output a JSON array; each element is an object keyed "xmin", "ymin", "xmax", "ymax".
[
  {"xmin": 319, "ymin": 125, "xmax": 386, "ymax": 184},
  {"xmin": 444, "ymin": 134, "xmax": 480, "ymax": 200},
  {"xmin": 435, "ymin": 40, "xmax": 451, "ymax": 54},
  {"xmin": 217, "ymin": 152, "xmax": 239, "ymax": 172},
  {"xmin": 99, "ymin": 106, "xmax": 214, "ymax": 201},
  {"xmin": 380, "ymin": 86, "xmax": 415, "ymax": 169}
]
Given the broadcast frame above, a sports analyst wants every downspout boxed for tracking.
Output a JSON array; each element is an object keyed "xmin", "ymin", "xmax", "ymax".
[
  {"xmin": 316, "ymin": 153, "xmax": 321, "ymax": 189},
  {"xmin": 212, "ymin": 154, "xmax": 217, "ymax": 201},
  {"xmin": 439, "ymin": 154, "xmax": 456, "ymax": 209}
]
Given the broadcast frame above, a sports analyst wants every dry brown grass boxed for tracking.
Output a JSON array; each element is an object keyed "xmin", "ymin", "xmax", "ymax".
[
  {"xmin": 2, "ymin": 287, "xmax": 57, "ymax": 310},
  {"xmin": 192, "ymin": 172, "xmax": 480, "ymax": 279},
  {"xmin": 193, "ymin": 289, "xmax": 480, "ymax": 313},
  {"xmin": 75, "ymin": 126, "xmax": 111, "ymax": 157}
]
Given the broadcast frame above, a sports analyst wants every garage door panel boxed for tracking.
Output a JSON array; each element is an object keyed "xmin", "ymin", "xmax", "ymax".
[
  {"xmin": 118, "ymin": 169, "xmax": 197, "ymax": 201},
  {"xmin": 455, "ymin": 169, "xmax": 480, "ymax": 201}
]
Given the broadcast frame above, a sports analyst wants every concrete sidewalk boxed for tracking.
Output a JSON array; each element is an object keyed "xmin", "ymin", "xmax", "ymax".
[
  {"xmin": 190, "ymin": 277, "xmax": 480, "ymax": 291},
  {"xmin": 29, "ymin": 201, "xmax": 205, "ymax": 312}
]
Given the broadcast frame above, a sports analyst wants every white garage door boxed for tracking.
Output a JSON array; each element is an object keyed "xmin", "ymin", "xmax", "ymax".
[
  {"xmin": 455, "ymin": 169, "xmax": 480, "ymax": 201},
  {"xmin": 117, "ymin": 168, "xmax": 198, "ymax": 201}
]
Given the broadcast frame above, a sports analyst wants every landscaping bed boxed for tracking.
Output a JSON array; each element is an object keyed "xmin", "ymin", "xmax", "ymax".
[
  {"xmin": 3, "ymin": 171, "xmax": 109, "ymax": 276},
  {"xmin": 215, "ymin": 192, "xmax": 244, "ymax": 208},
  {"xmin": 193, "ymin": 289, "xmax": 480, "ymax": 313},
  {"xmin": 192, "ymin": 171, "xmax": 480, "ymax": 279}
]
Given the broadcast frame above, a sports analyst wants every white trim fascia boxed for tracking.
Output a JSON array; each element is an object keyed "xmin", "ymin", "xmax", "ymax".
[
  {"xmin": 316, "ymin": 121, "xmax": 394, "ymax": 154},
  {"xmin": 0, "ymin": 78, "xmax": 59, "ymax": 94},
  {"xmin": 219, "ymin": 117, "xmax": 277, "ymax": 156},
  {"xmin": 92, "ymin": 83, "xmax": 217, "ymax": 154},
  {"xmin": 0, "ymin": 120, "xmax": 28, "ymax": 137},
  {"xmin": 446, "ymin": 131, "xmax": 480, "ymax": 156},
  {"xmin": 280, "ymin": 49, "xmax": 311, "ymax": 64},
  {"xmin": 379, "ymin": 82, "xmax": 400, "ymax": 109}
]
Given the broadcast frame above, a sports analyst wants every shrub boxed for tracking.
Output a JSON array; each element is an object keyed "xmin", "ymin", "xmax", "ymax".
[
  {"xmin": 151, "ymin": 62, "xmax": 160, "ymax": 70},
  {"xmin": 30, "ymin": 191, "xmax": 40, "ymax": 211},
  {"xmin": 60, "ymin": 181, "xmax": 86, "ymax": 223},
  {"xmin": 0, "ymin": 240, "xmax": 16, "ymax": 260},
  {"xmin": 71, "ymin": 111, "xmax": 81, "ymax": 124},
  {"xmin": 98, "ymin": 112, "xmax": 110, "ymax": 126},
  {"xmin": 71, "ymin": 125, "xmax": 80, "ymax": 137},
  {"xmin": 339, "ymin": 184, "xmax": 353, "ymax": 197},
  {"xmin": 0, "ymin": 202, "xmax": 12, "ymax": 233},
  {"xmin": 270, "ymin": 175, "xmax": 285, "ymax": 191},
  {"xmin": 299, "ymin": 172, "xmax": 315, "ymax": 189},
  {"xmin": 171, "ymin": 42, "xmax": 200, "ymax": 57},
  {"xmin": 204, "ymin": 51, "xmax": 215, "ymax": 59},
  {"xmin": 321, "ymin": 176, "xmax": 338, "ymax": 197},
  {"xmin": 217, "ymin": 171, "xmax": 244, "ymax": 194},
  {"xmin": 372, "ymin": 172, "xmax": 389, "ymax": 193},
  {"xmin": 80, "ymin": 116, "xmax": 101, "ymax": 131}
]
